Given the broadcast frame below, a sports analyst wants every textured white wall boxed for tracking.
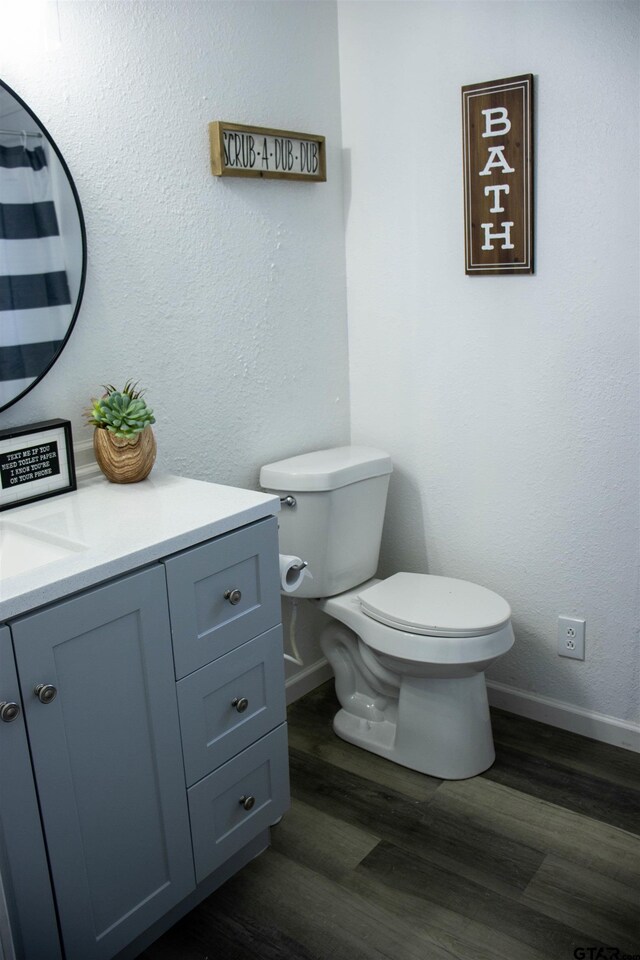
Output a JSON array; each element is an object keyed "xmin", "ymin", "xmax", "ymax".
[
  {"xmin": 338, "ymin": 1, "xmax": 640, "ymax": 723},
  {"xmin": 0, "ymin": 0, "xmax": 349, "ymax": 490}
]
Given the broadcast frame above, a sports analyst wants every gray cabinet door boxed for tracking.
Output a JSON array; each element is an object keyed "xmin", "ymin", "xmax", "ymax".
[
  {"xmin": 0, "ymin": 626, "xmax": 61, "ymax": 960},
  {"xmin": 11, "ymin": 567, "xmax": 195, "ymax": 960}
]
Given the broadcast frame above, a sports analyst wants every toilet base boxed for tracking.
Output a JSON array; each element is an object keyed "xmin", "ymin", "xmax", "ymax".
[
  {"xmin": 320, "ymin": 620, "xmax": 497, "ymax": 779},
  {"xmin": 331, "ymin": 672, "xmax": 495, "ymax": 780}
]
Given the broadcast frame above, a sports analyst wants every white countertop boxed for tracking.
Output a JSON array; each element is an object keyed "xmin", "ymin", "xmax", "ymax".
[{"xmin": 0, "ymin": 473, "xmax": 280, "ymax": 621}]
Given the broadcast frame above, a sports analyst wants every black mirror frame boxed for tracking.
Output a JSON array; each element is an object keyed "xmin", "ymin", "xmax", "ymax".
[{"xmin": 0, "ymin": 78, "xmax": 87, "ymax": 414}]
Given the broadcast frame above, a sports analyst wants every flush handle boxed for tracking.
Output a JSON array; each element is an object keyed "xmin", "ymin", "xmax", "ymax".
[
  {"xmin": 34, "ymin": 684, "xmax": 57, "ymax": 705},
  {"xmin": 239, "ymin": 795, "xmax": 255, "ymax": 811},
  {"xmin": 224, "ymin": 589, "xmax": 242, "ymax": 605},
  {"xmin": 0, "ymin": 701, "xmax": 20, "ymax": 722}
]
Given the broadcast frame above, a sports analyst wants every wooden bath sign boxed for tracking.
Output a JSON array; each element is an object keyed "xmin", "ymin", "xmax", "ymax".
[
  {"xmin": 209, "ymin": 121, "xmax": 326, "ymax": 181},
  {"xmin": 462, "ymin": 74, "xmax": 534, "ymax": 274}
]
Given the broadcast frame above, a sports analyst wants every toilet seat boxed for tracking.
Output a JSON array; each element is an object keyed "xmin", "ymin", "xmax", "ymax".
[
  {"xmin": 317, "ymin": 576, "xmax": 515, "ymax": 668},
  {"xmin": 357, "ymin": 572, "xmax": 511, "ymax": 637}
]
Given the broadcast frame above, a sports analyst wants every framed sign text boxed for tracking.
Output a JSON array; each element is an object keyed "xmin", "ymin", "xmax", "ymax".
[
  {"xmin": 209, "ymin": 122, "xmax": 326, "ymax": 182},
  {"xmin": 0, "ymin": 419, "xmax": 76, "ymax": 511},
  {"xmin": 462, "ymin": 74, "xmax": 534, "ymax": 275}
]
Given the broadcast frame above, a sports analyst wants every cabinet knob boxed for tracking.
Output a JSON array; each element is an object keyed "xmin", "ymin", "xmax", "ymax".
[
  {"xmin": 239, "ymin": 795, "xmax": 255, "ymax": 811},
  {"xmin": 232, "ymin": 697, "xmax": 249, "ymax": 713},
  {"xmin": 34, "ymin": 684, "xmax": 57, "ymax": 704},
  {"xmin": 0, "ymin": 701, "xmax": 20, "ymax": 723},
  {"xmin": 224, "ymin": 588, "xmax": 242, "ymax": 606}
]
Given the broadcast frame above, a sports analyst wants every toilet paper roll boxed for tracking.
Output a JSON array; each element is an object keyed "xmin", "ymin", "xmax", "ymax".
[{"xmin": 279, "ymin": 554, "xmax": 310, "ymax": 594}]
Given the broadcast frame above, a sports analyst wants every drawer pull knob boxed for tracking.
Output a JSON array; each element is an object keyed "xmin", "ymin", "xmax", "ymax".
[
  {"xmin": 232, "ymin": 697, "xmax": 249, "ymax": 713},
  {"xmin": 239, "ymin": 795, "xmax": 255, "ymax": 811},
  {"xmin": 34, "ymin": 684, "xmax": 57, "ymax": 705},
  {"xmin": 0, "ymin": 701, "xmax": 20, "ymax": 722},
  {"xmin": 224, "ymin": 588, "xmax": 242, "ymax": 605}
]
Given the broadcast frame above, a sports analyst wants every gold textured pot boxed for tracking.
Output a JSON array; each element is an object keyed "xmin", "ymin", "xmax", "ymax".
[{"xmin": 93, "ymin": 426, "xmax": 157, "ymax": 484}]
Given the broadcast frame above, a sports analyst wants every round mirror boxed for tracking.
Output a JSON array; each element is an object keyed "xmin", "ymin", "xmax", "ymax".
[{"xmin": 0, "ymin": 79, "xmax": 86, "ymax": 412}]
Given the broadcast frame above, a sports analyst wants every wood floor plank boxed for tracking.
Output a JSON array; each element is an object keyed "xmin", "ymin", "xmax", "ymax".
[
  {"xmin": 521, "ymin": 853, "xmax": 640, "ymax": 954},
  {"xmin": 491, "ymin": 708, "xmax": 640, "ymax": 792},
  {"xmin": 288, "ymin": 744, "xmax": 441, "ymax": 827},
  {"xmin": 138, "ymin": 893, "xmax": 318, "ymax": 960},
  {"xmin": 207, "ymin": 848, "xmax": 460, "ymax": 960},
  {"xmin": 357, "ymin": 840, "xmax": 616, "ymax": 960},
  {"xmin": 347, "ymin": 852, "xmax": 567, "ymax": 960},
  {"xmin": 483, "ymin": 742, "xmax": 640, "ymax": 835},
  {"xmin": 289, "ymin": 747, "xmax": 546, "ymax": 896},
  {"xmin": 288, "ymin": 723, "xmax": 440, "ymax": 802},
  {"xmin": 433, "ymin": 776, "xmax": 640, "ymax": 892},
  {"xmin": 269, "ymin": 797, "xmax": 380, "ymax": 880}
]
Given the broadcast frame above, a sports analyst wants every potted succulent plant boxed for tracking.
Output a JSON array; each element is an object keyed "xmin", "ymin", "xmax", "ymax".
[{"xmin": 86, "ymin": 380, "xmax": 157, "ymax": 483}]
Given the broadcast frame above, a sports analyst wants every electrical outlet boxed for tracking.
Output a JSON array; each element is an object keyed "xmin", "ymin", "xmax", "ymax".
[{"xmin": 558, "ymin": 616, "xmax": 585, "ymax": 660}]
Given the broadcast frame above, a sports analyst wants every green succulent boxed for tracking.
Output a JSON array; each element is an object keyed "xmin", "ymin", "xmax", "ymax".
[{"xmin": 86, "ymin": 380, "xmax": 156, "ymax": 439}]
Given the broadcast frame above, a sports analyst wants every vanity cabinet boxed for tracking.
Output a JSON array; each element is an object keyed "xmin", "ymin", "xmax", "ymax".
[{"xmin": 0, "ymin": 513, "xmax": 288, "ymax": 960}]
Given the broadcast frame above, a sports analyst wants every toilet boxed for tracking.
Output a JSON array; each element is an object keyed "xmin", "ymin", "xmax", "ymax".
[{"xmin": 260, "ymin": 446, "xmax": 514, "ymax": 780}]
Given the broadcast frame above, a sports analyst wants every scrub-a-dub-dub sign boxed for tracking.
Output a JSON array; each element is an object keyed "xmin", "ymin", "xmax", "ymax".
[
  {"xmin": 462, "ymin": 75, "xmax": 533, "ymax": 274},
  {"xmin": 209, "ymin": 122, "xmax": 326, "ymax": 182}
]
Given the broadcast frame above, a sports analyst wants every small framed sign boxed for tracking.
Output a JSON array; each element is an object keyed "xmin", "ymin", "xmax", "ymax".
[
  {"xmin": 462, "ymin": 74, "xmax": 534, "ymax": 274},
  {"xmin": 209, "ymin": 121, "xmax": 326, "ymax": 181},
  {"xmin": 0, "ymin": 419, "xmax": 76, "ymax": 512}
]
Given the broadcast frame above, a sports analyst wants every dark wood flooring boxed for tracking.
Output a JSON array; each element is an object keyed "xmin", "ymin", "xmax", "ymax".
[{"xmin": 140, "ymin": 682, "xmax": 640, "ymax": 960}]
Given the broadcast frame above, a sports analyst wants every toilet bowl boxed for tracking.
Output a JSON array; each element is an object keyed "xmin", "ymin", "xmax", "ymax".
[
  {"xmin": 260, "ymin": 446, "xmax": 515, "ymax": 780},
  {"xmin": 316, "ymin": 574, "xmax": 514, "ymax": 779}
]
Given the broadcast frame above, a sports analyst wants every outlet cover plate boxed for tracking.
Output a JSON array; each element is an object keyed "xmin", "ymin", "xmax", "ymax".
[{"xmin": 558, "ymin": 616, "xmax": 585, "ymax": 660}]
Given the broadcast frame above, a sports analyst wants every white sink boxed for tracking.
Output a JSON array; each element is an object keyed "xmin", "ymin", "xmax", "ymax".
[{"xmin": 0, "ymin": 523, "xmax": 86, "ymax": 579}]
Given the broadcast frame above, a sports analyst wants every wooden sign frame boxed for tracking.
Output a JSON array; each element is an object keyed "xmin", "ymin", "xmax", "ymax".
[
  {"xmin": 209, "ymin": 121, "xmax": 326, "ymax": 182},
  {"xmin": 462, "ymin": 74, "xmax": 534, "ymax": 275}
]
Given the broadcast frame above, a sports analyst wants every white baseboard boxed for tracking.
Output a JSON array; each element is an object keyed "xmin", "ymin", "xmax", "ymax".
[
  {"xmin": 487, "ymin": 680, "xmax": 640, "ymax": 753},
  {"xmin": 285, "ymin": 657, "xmax": 333, "ymax": 706}
]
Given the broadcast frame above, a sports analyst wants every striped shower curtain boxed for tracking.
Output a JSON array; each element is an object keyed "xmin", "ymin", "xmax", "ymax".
[{"xmin": 0, "ymin": 135, "xmax": 71, "ymax": 407}]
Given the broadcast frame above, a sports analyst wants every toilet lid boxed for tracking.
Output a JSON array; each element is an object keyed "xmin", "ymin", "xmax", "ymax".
[{"xmin": 357, "ymin": 573, "xmax": 511, "ymax": 637}]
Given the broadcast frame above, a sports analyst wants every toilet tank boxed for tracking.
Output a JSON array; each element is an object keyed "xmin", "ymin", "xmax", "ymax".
[{"xmin": 260, "ymin": 446, "xmax": 393, "ymax": 598}]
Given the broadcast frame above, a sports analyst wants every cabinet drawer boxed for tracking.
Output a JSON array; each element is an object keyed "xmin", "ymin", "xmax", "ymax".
[
  {"xmin": 164, "ymin": 517, "xmax": 281, "ymax": 679},
  {"xmin": 177, "ymin": 625, "xmax": 286, "ymax": 786},
  {"xmin": 188, "ymin": 724, "xmax": 289, "ymax": 883}
]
